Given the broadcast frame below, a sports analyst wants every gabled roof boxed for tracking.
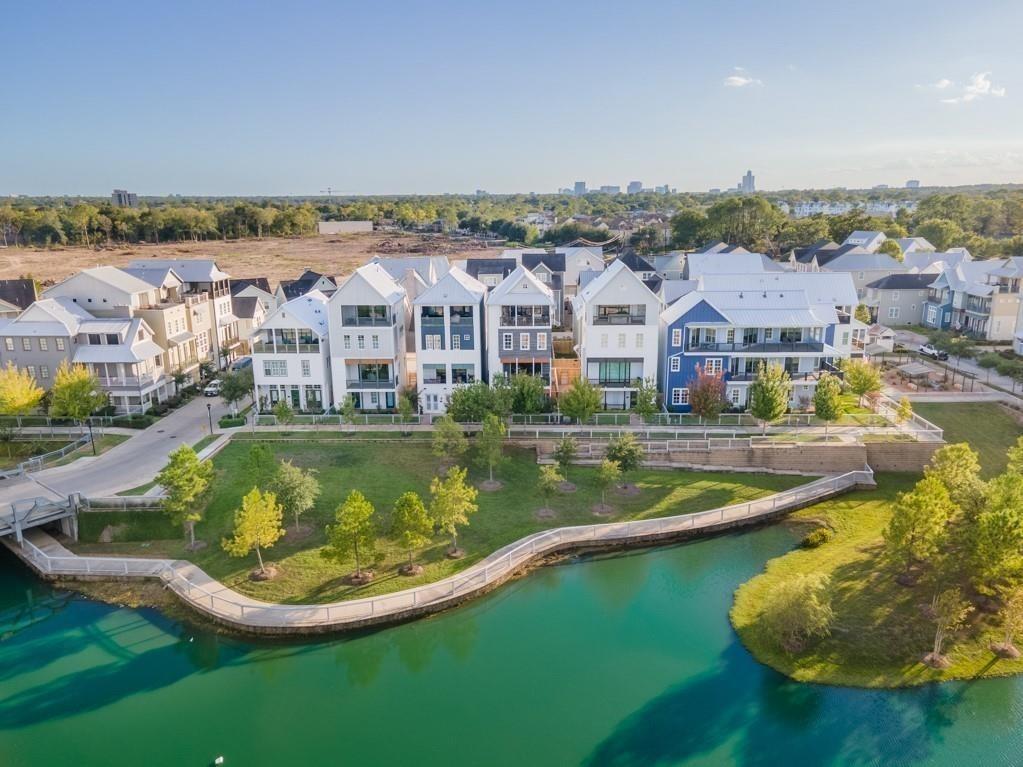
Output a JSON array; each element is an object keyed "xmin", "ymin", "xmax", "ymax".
[
  {"xmin": 121, "ymin": 266, "xmax": 184, "ymax": 290},
  {"xmin": 685, "ymin": 251, "xmax": 783, "ymax": 278},
  {"xmin": 792, "ymin": 240, "xmax": 841, "ymax": 264},
  {"xmin": 842, "ymin": 230, "xmax": 886, "ymax": 247},
  {"xmin": 263, "ymin": 291, "xmax": 330, "ymax": 336},
  {"xmin": 464, "ymin": 258, "xmax": 517, "ymax": 281},
  {"xmin": 662, "ymin": 288, "xmax": 834, "ymax": 329},
  {"xmin": 824, "ymin": 249, "xmax": 905, "ymax": 272},
  {"xmin": 660, "ymin": 279, "xmax": 699, "ymax": 305},
  {"xmin": 370, "ymin": 255, "xmax": 450, "ymax": 285},
  {"xmin": 232, "ymin": 296, "xmax": 262, "ymax": 320},
  {"xmin": 575, "ymin": 258, "xmax": 660, "ymax": 307},
  {"xmin": 694, "ymin": 240, "xmax": 751, "ymax": 255},
  {"xmin": 615, "ymin": 252, "xmax": 656, "ymax": 273},
  {"xmin": 333, "ymin": 263, "xmax": 406, "ymax": 305},
  {"xmin": 3, "ymin": 297, "xmax": 94, "ymax": 337},
  {"xmin": 413, "ymin": 267, "xmax": 486, "ymax": 306},
  {"xmin": 45, "ymin": 266, "xmax": 156, "ymax": 298},
  {"xmin": 697, "ymin": 272, "xmax": 858, "ymax": 309},
  {"xmin": 903, "ymin": 250, "xmax": 971, "ymax": 271},
  {"xmin": 866, "ymin": 273, "xmax": 935, "ymax": 290},
  {"xmin": 278, "ymin": 270, "xmax": 336, "ymax": 301},
  {"xmin": 522, "ymin": 252, "xmax": 566, "ymax": 273},
  {"xmin": 0, "ymin": 279, "xmax": 37, "ymax": 311},
  {"xmin": 486, "ymin": 264, "xmax": 554, "ymax": 306},
  {"xmin": 127, "ymin": 258, "xmax": 229, "ymax": 282},
  {"xmin": 895, "ymin": 237, "xmax": 935, "ymax": 254},
  {"xmin": 230, "ymin": 277, "xmax": 272, "ymax": 296}
]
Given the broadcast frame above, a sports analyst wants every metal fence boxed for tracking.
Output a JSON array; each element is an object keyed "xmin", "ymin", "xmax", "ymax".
[
  {"xmin": 82, "ymin": 496, "xmax": 165, "ymax": 512},
  {"xmin": 0, "ymin": 434, "xmax": 94, "ymax": 480},
  {"xmin": 254, "ymin": 413, "xmax": 423, "ymax": 427},
  {"xmin": 17, "ymin": 469, "xmax": 873, "ymax": 630}
]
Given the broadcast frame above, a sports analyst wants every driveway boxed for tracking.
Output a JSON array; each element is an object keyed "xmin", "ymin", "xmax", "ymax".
[{"xmin": 0, "ymin": 397, "xmax": 232, "ymax": 504}]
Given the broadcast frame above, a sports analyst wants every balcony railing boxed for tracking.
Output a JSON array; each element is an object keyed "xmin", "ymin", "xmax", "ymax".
[
  {"xmin": 592, "ymin": 315, "xmax": 646, "ymax": 326},
  {"xmin": 341, "ymin": 317, "xmax": 391, "ymax": 327},
  {"xmin": 252, "ymin": 342, "xmax": 321, "ymax": 354},
  {"xmin": 96, "ymin": 373, "xmax": 162, "ymax": 389},
  {"xmin": 727, "ymin": 370, "xmax": 830, "ymax": 382},
  {"xmin": 686, "ymin": 340, "xmax": 824, "ymax": 354},
  {"xmin": 346, "ymin": 378, "xmax": 397, "ymax": 389},
  {"xmin": 587, "ymin": 377, "xmax": 638, "ymax": 387}
]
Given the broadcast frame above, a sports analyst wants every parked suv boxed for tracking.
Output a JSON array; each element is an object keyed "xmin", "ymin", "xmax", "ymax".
[
  {"xmin": 203, "ymin": 379, "xmax": 223, "ymax": 396},
  {"xmin": 919, "ymin": 343, "xmax": 949, "ymax": 361}
]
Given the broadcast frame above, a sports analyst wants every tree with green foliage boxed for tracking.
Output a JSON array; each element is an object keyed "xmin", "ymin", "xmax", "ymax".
[
  {"xmin": 0, "ymin": 362, "xmax": 44, "ymax": 456},
  {"xmin": 812, "ymin": 372, "xmax": 843, "ymax": 438},
  {"xmin": 596, "ymin": 459, "xmax": 621, "ymax": 507},
  {"xmin": 605, "ymin": 432, "xmax": 643, "ymax": 489},
  {"xmin": 896, "ymin": 396, "xmax": 914, "ymax": 425},
  {"xmin": 221, "ymin": 488, "xmax": 285, "ymax": 576},
  {"xmin": 884, "ymin": 476, "xmax": 955, "ymax": 579},
  {"xmin": 537, "ymin": 464, "xmax": 564, "ymax": 511},
  {"xmin": 703, "ymin": 196, "xmax": 786, "ymax": 251},
  {"xmin": 748, "ymin": 363, "xmax": 791, "ymax": 434},
  {"xmin": 245, "ymin": 443, "xmax": 279, "ymax": 491},
  {"xmin": 559, "ymin": 377, "xmax": 602, "ymax": 423},
  {"xmin": 995, "ymin": 589, "xmax": 1023, "ymax": 658},
  {"xmin": 924, "ymin": 588, "xmax": 972, "ymax": 668},
  {"xmin": 632, "ymin": 377, "xmax": 659, "ymax": 421},
  {"xmin": 397, "ymin": 391, "xmax": 415, "ymax": 435},
  {"xmin": 447, "ymin": 382, "xmax": 501, "ymax": 422},
  {"xmin": 877, "ymin": 239, "xmax": 904, "ymax": 261},
  {"xmin": 841, "ymin": 359, "xmax": 882, "ymax": 407},
  {"xmin": 220, "ymin": 367, "xmax": 253, "ymax": 416},
  {"xmin": 760, "ymin": 573, "xmax": 834, "ymax": 653},
  {"xmin": 854, "ymin": 304, "xmax": 873, "ymax": 324},
  {"xmin": 553, "ymin": 435, "xmax": 578, "ymax": 480},
  {"xmin": 270, "ymin": 459, "xmax": 321, "ymax": 533},
  {"xmin": 670, "ymin": 208, "xmax": 709, "ymax": 249},
  {"xmin": 155, "ymin": 445, "xmax": 214, "ymax": 548},
  {"xmin": 914, "ymin": 218, "xmax": 967, "ymax": 252},
  {"xmin": 924, "ymin": 442, "xmax": 985, "ymax": 518},
  {"xmin": 432, "ymin": 415, "xmax": 468, "ymax": 465},
  {"xmin": 272, "ymin": 399, "xmax": 295, "ymax": 425},
  {"xmin": 688, "ymin": 364, "xmax": 728, "ymax": 424},
  {"xmin": 475, "ymin": 413, "xmax": 507, "ymax": 484},
  {"xmin": 508, "ymin": 373, "xmax": 547, "ymax": 414},
  {"xmin": 391, "ymin": 491, "xmax": 432, "ymax": 574},
  {"xmin": 1007, "ymin": 436, "xmax": 1023, "ymax": 475},
  {"xmin": 340, "ymin": 394, "xmax": 358, "ymax": 431},
  {"xmin": 323, "ymin": 490, "xmax": 377, "ymax": 580},
  {"xmin": 970, "ymin": 473, "xmax": 1023, "ymax": 595},
  {"xmin": 429, "ymin": 466, "xmax": 479, "ymax": 555},
  {"xmin": 944, "ymin": 335, "xmax": 976, "ymax": 366}
]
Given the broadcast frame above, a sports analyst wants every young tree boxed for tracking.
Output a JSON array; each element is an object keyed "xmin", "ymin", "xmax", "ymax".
[
  {"xmin": 883, "ymin": 475, "xmax": 955, "ymax": 580},
  {"xmin": 391, "ymin": 491, "xmax": 433, "ymax": 574},
  {"xmin": 605, "ymin": 433, "xmax": 643, "ymax": 487},
  {"xmin": 447, "ymin": 381, "xmax": 498, "ymax": 423},
  {"xmin": 924, "ymin": 442, "xmax": 984, "ymax": 518},
  {"xmin": 553, "ymin": 435, "xmax": 578, "ymax": 480},
  {"xmin": 48, "ymin": 361, "xmax": 108, "ymax": 453},
  {"xmin": 474, "ymin": 413, "xmax": 507, "ymax": 484},
  {"xmin": 687, "ymin": 364, "xmax": 727, "ymax": 425},
  {"xmin": 760, "ymin": 573, "xmax": 834, "ymax": 653},
  {"xmin": 0, "ymin": 362, "xmax": 44, "ymax": 456},
  {"xmin": 537, "ymin": 464, "xmax": 564, "ymax": 512},
  {"xmin": 748, "ymin": 363, "xmax": 791, "ymax": 434},
  {"xmin": 841, "ymin": 359, "xmax": 882, "ymax": 407},
  {"xmin": 596, "ymin": 458, "xmax": 622, "ymax": 507},
  {"xmin": 272, "ymin": 399, "xmax": 295, "ymax": 425},
  {"xmin": 428, "ymin": 466, "xmax": 479, "ymax": 556},
  {"xmin": 895, "ymin": 396, "xmax": 914, "ymax": 425},
  {"xmin": 1006, "ymin": 436, "xmax": 1023, "ymax": 475},
  {"xmin": 245, "ymin": 443, "xmax": 279, "ymax": 491},
  {"xmin": 924, "ymin": 588, "xmax": 972, "ymax": 668},
  {"xmin": 340, "ymin": 394, "xmax": 358, "ymax": 431},
  {"xmin": 221, "ymin": 488, "xmax": 285, "ymax": 576},
  {"xmin": 509, "ymin": 373, "xmax": 547, "ymax": 414},
  {"xmin": 559, "ymin": 377, "xmax": 601, "ymax": 424},
  {"xmin": 812, "ymin": 372, "xmax": 843, "ymax": 438},
  {"xmin": 854, "ymin": 303, "xmax": 873, "ymax": 324},
  {"xmin": 397, "ymin": 391, "xmax": 415, "ymax": 435},
  {"xmin": 970, "ymin": 473, "xmax": 1023, "ymax": 595},
  {"xmin": 220, "ymin": 367, "xmax": 253, "ymax": 416},
  {"xmin": 994, "ymin": 589, "xmax": 1023, "ymax": 658},
  {"xmin": 271, "ymin": 459, "xmax": 321, "ymax": 533},
  {"xmin": 155, "ymin": 445, "xmax": 214, "ymax": 547},
  {"xmin": 432, "ymin": 415, "xmax": 468, "ymax": 465},
  {"xmin": 323, "ymin": 490, "xmax": 377, "ymax": 580},
  {"xmin": 631, "ymin": 377, "xmax": 659, "ymax": 421}
]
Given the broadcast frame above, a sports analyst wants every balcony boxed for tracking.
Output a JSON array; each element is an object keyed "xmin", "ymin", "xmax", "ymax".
[
  {"xmin": 252, "ymin": 341, "xmax": 320, "ymax": 354},
  {"xmin": 587, "ymin": 377, "xmax": 638, "ymax": 388},
  {"xmin": 687, "ymin": 340, "xmax": 825, "ymax": 354},
  {"xmin": 592, "ymin": 314, "xmax": 646, "ymax": 326},
  {"xmin": 346, "ymin": 378, "xmax": 397, "ymax": 389},
  {"xmin": 726, "ymin": 370, "xmax": 829, "ymax": 383},
  {"xmin": 96, "ymin": 373, "xmax": 162, "ymax": 389}
]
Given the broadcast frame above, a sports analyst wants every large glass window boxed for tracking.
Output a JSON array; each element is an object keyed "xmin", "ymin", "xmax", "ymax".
[{"xmin": 423, "ymin": 364, "xmax": 446, "ymax": 383}]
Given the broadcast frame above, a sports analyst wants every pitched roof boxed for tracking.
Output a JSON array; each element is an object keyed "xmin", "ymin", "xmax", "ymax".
[
  {"xmin": 792, "ymin": 239, "xmax": 841, "ymax": 264},
  {"xmin": 127, "ymin": 258, "xmax": 229, "ymax": 282},
  {"xmin": 121, "ymin": 266, "xmax": 183, "ymax": 289},
  {"xmin": 486, "ymin": 264, "xmax": 554, "ymax": 305},
  {"xmin": 230, "ymin": 277, "xmax": 272, "ymax": 296},
  {"xmin": 866, "ymin": 273, "xmax": 935, "ymax": 290},
  {"xmin": 46, "ymin": 266, "xmax": 156, "ymax": 296},
  {"xmin": 0, "ymin": 279, "xmax": 37, "ymax": 311},
  {"xmin": 232, "ymin": 296, "xmax": 262, "ymax": 319},
  {"xmin": 413, "ymin": 267, "xmax": 486, "ymax": 305},
  {"xmin": 823, "ymin": 249, "xmax": 905, "ymax": 272},
  {"xmin": 3, "ymin": 297, "xmax": 93, "ymax": 336},
  {"xmin": 463, "ymin": 258, "xmax": 517, "ymax": 281},
  {"xmin": 279, "ymin": 270, "xmax": 336, "ymax": 300},
  {"xmin": 685, "ymin": 251, "xmax": 783, "ymax": 278},
  {"xmin": 697, "ymin": 272, "xmax": 858, "ymax": 308},
  {"xmin": 265, "ymin": 291, "xmax": 330, "ymax": 336},
  {"xmin": 615, "ymin": 252, "xmax": 656, "ymax": 273},
  {"xmin": 574, "ymin": 259, "xmax": 660, "ymax": 307},
  {"xmin": 522, "ymin": 252, "xmax": 566, "ymax": 273},
  {"xmin": 370, "ymin": 255, "xmax": 450, "ymax": 285},
  {"xmin": 334, "ymin": 263, "xmax": 406, "ymax": 305}
]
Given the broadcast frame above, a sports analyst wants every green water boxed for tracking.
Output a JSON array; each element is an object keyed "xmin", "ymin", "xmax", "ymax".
[{"xmin": 3, "ymin": 528, "xmax": 1023, "ymax": 767}]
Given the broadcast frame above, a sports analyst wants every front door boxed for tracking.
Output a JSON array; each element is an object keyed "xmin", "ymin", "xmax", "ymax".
[{"xmin": 290, "ymin": 387, "xmax": 301, "ymax": 408}]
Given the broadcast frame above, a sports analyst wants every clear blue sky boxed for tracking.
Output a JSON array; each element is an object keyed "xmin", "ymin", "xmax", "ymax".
[{"xmin": 5, "ymin": 0, "xmax": 1023, "ymax": 196}]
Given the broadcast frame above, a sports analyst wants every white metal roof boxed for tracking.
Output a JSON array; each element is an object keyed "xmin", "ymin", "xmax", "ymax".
[{"xmin": 413, "ymin": 267, "xmax": 486, "ymax": 305}]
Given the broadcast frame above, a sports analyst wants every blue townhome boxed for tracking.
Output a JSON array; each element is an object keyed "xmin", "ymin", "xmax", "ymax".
[{"xmin": 658, "ymin": 272, "xmax": 858, "ymax": 413}]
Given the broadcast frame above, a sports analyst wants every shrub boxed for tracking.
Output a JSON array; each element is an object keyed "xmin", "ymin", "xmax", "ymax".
[
  {"xmin": 219, "ymin": 416, "xmax": 246, "ymax": 428},
  {"xmin": 801, "ymin": 527, "xmax": 834, "ymax": 548}
]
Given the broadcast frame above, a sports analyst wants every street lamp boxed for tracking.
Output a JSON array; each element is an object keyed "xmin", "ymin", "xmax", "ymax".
[{"xmin": 207, "ymin": 402, "xmax": 214, "ymax": 434}]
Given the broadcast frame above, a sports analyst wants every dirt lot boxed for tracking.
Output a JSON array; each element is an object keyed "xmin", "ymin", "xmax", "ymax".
[{"xmin": 0, "ymin": 232, "xmax": 490, "ymax": 288}]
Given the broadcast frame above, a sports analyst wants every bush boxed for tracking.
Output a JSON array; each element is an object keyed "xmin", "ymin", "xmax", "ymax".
[
  {"xmin": 219, "ymin": 416, "xmax": 246, "ymax": 428},
  {"xmin": 801, "ymin": 527, "xmax": 834, "ymax": 548},
  {"xmin": 112, "ymin": 415, "xmax": 155, "ymax": 429}
]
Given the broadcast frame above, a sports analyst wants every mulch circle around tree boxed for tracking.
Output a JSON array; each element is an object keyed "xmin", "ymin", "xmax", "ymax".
[
  {"xmin": 446, "ymin": 547, "xmax": 466, "ymax": 560},
  {"xmin": 249, "ymin": 564, "xmax": 281, "ymax": 581},
  {"xmin": 399, "ymin": 563, "xmax": 424, "ymax": 576},
  {"xmin": 284, "ymin": 524, "xmax": 313, "ymax": 542},
  {"xmin": 922, "ymin": 652, "xmax": 951, "ymax": 669},
  {"xmin": 558, "ymin": 481, "xmax": 577, "ymax": 493},
  {"xmin": 591, "ymin": 504, "xmax": 615, "ymax": 517},
  {"xmin": 478, "ymin": 479, "xmax": 503, "ymax": 492},
  {"xmin": 348, "ymin": 571, "xmax": 375, "ymax": 585},
  {"xmin": 185, "ymin": 540, "xmax": 208, "ymax": 553},
  {"xmin": 615, "ymin": 483, "xmax": 642, "ymax": 497},
  {"xmin": 991, "ymin": 642, "xmax": 1021, "ymax": 659},
  {"xmin": 535, "ymin": 508, "xmax": 557, "ymax": 521}
]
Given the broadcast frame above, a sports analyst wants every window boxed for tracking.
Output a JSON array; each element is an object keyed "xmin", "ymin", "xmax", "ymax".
[
  {"xmin": 356, "ymin": 335, "xmax": 365, "ymax": 350},
  {"xmin": 370, "ymin": 392, "xmax": 379, "ymax": 405},
  {"xmin": 40, "ymin": 366, "xmax": 49, "ymax": 379},
  {"xmin": 670, "ymin": 357, "xmax": 681, "ymax": 372},
  {"xmin": 704, "ymin": 328, "xmax": 716, "ymax": 344},
  {"xmin": 635, "ymin": 334, "xmax": 643, "ymax": 349},
  {"xmin": 301, "ymin": 360, "xmax": 311, "ymax": 377},
  {"xmin": 451, "ymin": 334, "xmax": 461, "ymax": 350},
  {"xmin": 519, "ymin": 333, "xmax": 530, "ymax": 351},
  {"xmin": 887, "ymin": 307, "xmax": 901, "ymax": 320},
  {"xmin": 22, "ymin": 338, "xmax": 31, "ymax": 351},
  {"xmin": 926, "ymin": 306, "xmax": 937, "ymax": 324},
  {"xmin": 263, "ymin": 360, "xmax": 287, "ymax": 377},
  {"xmin": 502, "ymin": 333, "xmax": 513, "ymax": 351},
  {"xmin": 671, "ymin": 328, "xmax": 682, "ymax": 347},
  {"xmin": 344, "ymin": 335, "xmax": 351, "ymax": 350},
  {"xmin": 726, "ymin": 329, "xmax": 735, "ymax": 344},
  {"xmin": 764, "ymin": 328, "xmax": 774, "ymax": 341},
  {"xmin": 3, "ymin": 338, "xmax": 12, "ymax": 352},
  {"xmin": 425, "ymin": 334, "xmax": 442, "ymax": 350},
  {"xmin": 671, "ymin": 387, "xmax": 689, "ymax": 406},
  {"xmin": 617, "ymin": 333, "xmax": 626, "ymax": 349},
  {"xmin": 705, "ymin": 358, "xmax": 723, "ymax": 375},
  {"xmin": 841, "ymin": 332, "xmax": 850, "ymax": 346},
  {"xmin": 537, "ymin": 334, "xmax": 547, "ymax": 351},
  {"xmin": 371, "ymin": 335, "xmax": 380, "ymax": 350},
  {"xmin": 106, "ymin": 334, "xmax": 119, "ymax": 345},
  {"xmin": 729, "ymin": 388, "xmax": 740, "ymax": 405},
  {"xmin": 39, "ymin": 338, "xmax": 48, "ymax": 351},
  {"xmin": 600, "ymin": 333, "xmax": 608, "ymax": 349}
]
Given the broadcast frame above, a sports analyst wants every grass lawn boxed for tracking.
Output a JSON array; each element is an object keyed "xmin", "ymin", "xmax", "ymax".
[
  {"xmin": 0, "ymin": 434, "xmax": 129, "ymax": 470},
  {"xmin": 115, "ymin": 480, "xmax": 158, "ymax": 497},
  {"xmin": 191, "ymin": 434, "xmax": 219, "ymax": 453},
  {"xmin": 72, "ymin": 438, "xmax": 808, "ymax": 604},
  {"xmin": 49, "ymin": 434, "xmax": 129, "ymax": 467},
  {"xmin": 732, "ymin": 402, "xmax": 1023, "ymax": 688}
]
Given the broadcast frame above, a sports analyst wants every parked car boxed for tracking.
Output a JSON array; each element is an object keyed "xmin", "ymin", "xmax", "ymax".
[
  {"xmin": 919, "ymin": 343, "xmax": 949, "ymax": 361},
  {"xmin": 230, "ymin": 356, "xmax": 252, "ymax": 371},
  {"xmin": 203, "ymin": 379, "xmax": 223, "ymax": 396}
]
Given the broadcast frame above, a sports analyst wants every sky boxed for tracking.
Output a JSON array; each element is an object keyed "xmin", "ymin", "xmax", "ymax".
[{"xmin": 4, "ymin": 0, "xmax": 1023, "ymax": 196}]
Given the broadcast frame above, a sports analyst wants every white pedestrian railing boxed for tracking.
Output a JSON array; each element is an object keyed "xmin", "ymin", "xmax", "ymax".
[
  {"xmin": 0, "ymin": 434, "xmax": 94, "ymax": 479},
  {"xmin": 14, "ymin": 469, "xmax": 874, "ymax": 632}
]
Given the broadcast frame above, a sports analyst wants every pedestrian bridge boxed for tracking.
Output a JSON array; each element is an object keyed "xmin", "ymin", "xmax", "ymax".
[{"xmin": 0, "ymin": 496, "xmax": 80, "ymax": 543}]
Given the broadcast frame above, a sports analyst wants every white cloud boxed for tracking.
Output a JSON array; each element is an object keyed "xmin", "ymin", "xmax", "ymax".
[
  {"xmin": 940, "ymin": 72, "xmax": 1006, "ymax": 105},
  {"xmin": 934, "ymin": 78, "xmax": 953, "ymax": 89},
  {"xmin": 724, "ymin": 68, "xmax": 762, "ymax": 88}
]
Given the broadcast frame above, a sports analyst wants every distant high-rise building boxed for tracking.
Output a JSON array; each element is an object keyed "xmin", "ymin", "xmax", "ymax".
[
  {"xmin": 598, "ymin": 185, "xmax": 621, "ymax": 194},
  {"xmin": 654, "ymin": 185, "xmax": 671, "ymax": 194},
  {"xmin": 708, "ymin": 188, "xmax": 721, "ymax": 194},
  {"xmin": 906, "ymin": 179, "xmax": 921, "ymax": 189},
  {"xmin": 573, "ymin": 181, "xmax": 587, "ymax": 196},
  {"xmin": 475, "ymin": 189, "xmax": 488, "ymax": 196},
  {"xmin": 111, "ymin": 189, "xmax": 138, "ymax": 208},
  {"xmin": 627, "ymin": 181, "xmax": 643, "ymax": 194},
  {"xmin": 873, "ymin": 184, "xmax": 889, "ymax": 190},
  {"xmin": 739, "ymin": 170, "xmax": 755, "ymax": 194}
]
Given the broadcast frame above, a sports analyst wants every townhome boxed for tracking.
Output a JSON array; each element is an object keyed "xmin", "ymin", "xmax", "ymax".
[
  {"xmin": 615, "ymin": 252, "xmax": 657, "ymax": 281},
  {"xmin": 0, "ymin": 279, "xmax": 37, "ymax": 319},
  {"xmin": 370, "ymin": 255, "xmax": 450, "ymax": 286},
  {"xmin": 650, "ymin": 252, "xmax": 686, "ymax": 280},
  {"xmin": 660, "ymin": 272, "xmax": 857, "ymax": 412},
  {"xmin": 327, "ymin": 263, "xmax": 409, "ymax": 410},
  {"xmin": 841, "ymin": 230, "xmax": 887, "ymax": 252},
  {"xmin": 251, "ymin": 291, "xmax": 331, "ymax": 412},
  {"xmin": 232, "ymin": 296, "xmax": 266, "ymax": 354},
  {"xmin": 788, "ymin": 243, "xmax": 905, "ymax": 299},
  {"xmin": 570, "ymin": 259, "xmax": 662, "ymax": 409},
  {"xmin": 559, "ymin": 247, "xmax": 605, "ymax": 296},
  {"xmin": 922, "ymin": 258, "xmax": 1023, "ymax": 340},
  {"xmin": 863, "ymin": 273, "xmax": 933, "ymax": 325},
  {"xmin": 276, "ymin": 270, "xmax": 337, "ymax": 303},
  {"xmin": 127, "ymin": 259, "xmax": 240, "ymax": 368},
  {"xmin": 230, "ymin": 277, "xmax": 277, "ymax": 315},
  {"xmin": 485, "ymin": 265, "xmax": 554, "ymax": 387},
  {"xmin": 522, "ymin": 252, "xmax": 565, "ymax": 326},
  {"xmin": 412, "ymin": 267, "xmax": 487, "ymax": 414},
  {"xmin": 683, "ymin": 250, "xmax": 783, "ymax": 280},
  {"xmin": 464, "ymin": 258, "xmax": 517, "ymax": 289},
  {"xmin": 0, "ymin": 298, "xmax": 87, "ymax": 387}
]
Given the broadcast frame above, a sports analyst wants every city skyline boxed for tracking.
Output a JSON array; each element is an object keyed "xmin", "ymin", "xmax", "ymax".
[{"xmin": 4, "ymin": 0, "xmax": 1023, "ymax": 196}]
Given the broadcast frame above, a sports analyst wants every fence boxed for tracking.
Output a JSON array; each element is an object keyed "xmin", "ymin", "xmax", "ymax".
[
  {"xmin": 16, "ymin": 469, "xmax": 873, "ymax": 631},
  {"xmin": 82, "ymin": 496, "xmax": 165, "ymax": 512},
  {"xmin": 0, "ymin": 415, "xmax": 114, "ymax": 429},
  {"xmin": 254, "ymin": 413, "xmax": 423, "ymax": 427},
  {"xmin": 0, "ymin": 434, "xmax": 94, "ymax": 480},
  {"xmin": 871, "ymin": 393, "xmax": 944, "ymax": 442}
]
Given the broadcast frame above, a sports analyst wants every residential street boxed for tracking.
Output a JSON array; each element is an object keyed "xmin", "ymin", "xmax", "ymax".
[
  {"xmin": 891, "ymin": 328, "xmax": 1023, "ymax": 399},
  {"xmin": 0, "ymin": 397, "xmax": 231, "ymax": 505}
]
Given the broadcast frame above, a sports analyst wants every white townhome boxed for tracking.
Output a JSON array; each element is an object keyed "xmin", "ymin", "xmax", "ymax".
[
  {"xmin": 570, "ymin": 258, "xmax": 663, "ymax": 409},
  {"xmin": 251, "ymin": 291, "xmax": 331, "ymax": 412},
  {"xmin": 327, "ymin": 263, "xmax": 410, "ymax": 411},
  {"xmin": 485, "ymin": 265, "xmax": 554, "ymax": 387},
  {"xmin": 412, "ymin": 267, "xmax": 487, "ymax": 414}
]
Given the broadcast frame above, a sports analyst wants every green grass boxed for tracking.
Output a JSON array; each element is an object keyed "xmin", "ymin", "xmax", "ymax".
[
  {"xmin": 914, "ymin": 402, "xmax": 1023, "ymax": 477},
  {"xmin": 49, "ymin": 434, "xmax": 129, "ymax": 467},
  {"xmin": 191, "ymin": 434, "xmax": 219, "ymax": 453},
  {"xmin": 732, "ymin": 402, "xmax": 1023, "ymax": 688},
  {"xmin": 72, "ymin": 439, "xmax": 807, "ymax": 605},
  {"xmin": 116, "ymin": 480, "xmax": 158, "ymax": 497},
  {"xmin": 0, "ymin": 440, "xmax": 74, "ymax": 470},
  {"xmin": 78, "ymin": 510, "xmax": 180, "ymax": 543}
]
